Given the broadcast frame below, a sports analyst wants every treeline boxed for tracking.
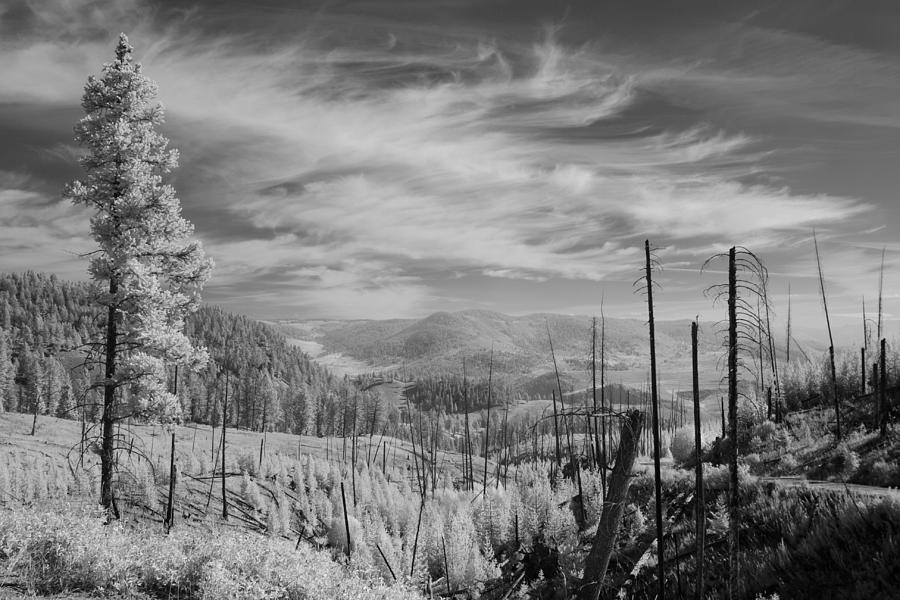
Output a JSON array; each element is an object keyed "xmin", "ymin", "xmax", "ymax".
[
  {"xmin": 0, "ymin": 271, "xmax": 391, "ymax": 436},
  {"xmin": 0, "ymin": 272, "xmax": 93, "ymax": 419},
  {"xmin": 393, "ymin": 368, "xmax": 585, "ymax": 411},
  {"xmin": 402, "ymin": 374, "xmax": 513, "ymax": 412}
]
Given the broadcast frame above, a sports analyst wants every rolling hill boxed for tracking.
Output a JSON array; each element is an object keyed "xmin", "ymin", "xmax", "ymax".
[{"xmin": 278, "ymin": 310, "xmax": 736, "ymax": 396}]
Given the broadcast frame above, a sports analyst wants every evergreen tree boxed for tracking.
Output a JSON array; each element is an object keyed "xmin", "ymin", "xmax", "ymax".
[
  {"xmin": 17, "ymin": 349, "xmax": 44, "ymax": 418},
  {"xmin": 56, "ymin": 368, "xmax": 75, "ymax": 419},
  {"xmin": 0, "ymin": 298, "xmax": 11, "ymax": 331},
  {"xmin": 65, "ymin": 34, "xmax": 213, "ymax": 514},
  {"xmin": 0, "ymin": 331, "xmax": 13, "ymax": 411}
]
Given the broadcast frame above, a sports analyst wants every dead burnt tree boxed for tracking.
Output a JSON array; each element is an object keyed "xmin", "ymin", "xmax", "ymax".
[
  {"xmin": 552, "ymin": 389, "xmax": 563, "ymax": 472},
  {"xmin": 549, "ymin": 323, "xmax": 584, "ymax": 513},
  {"xmin": 221, "ymin": 369, "xmax": 229, "ymax": 520},
  {"xmin": 483, "ymin": 346, "xmax": 494, "ymax": 500},
  {"xmin": 588, "ymin": 316, "xmax": 598, "ymax": 468},
  {"xmin": 578, "ymin": 409, "xmax": 644, "ymax": 600},
  {"xmin": 600, "ymin": 304, "xmax": 608, "ymax": 490},
  {"xmin": 340, "ymin": 481, "xmax": 352, "ymax": 559},
  {"xmin": 691, "ymin": 321, "xmax": 706, "ymax": 600},
  {"xmin": 463, "ymin": 358, "xmax": 474, "ymax": 492},
  {"xmin": 635, "ymin": 239, "xmax": 665, "ymax": 600},
  {"xmin": 548, "ymin": 323, "xmax": 574, "ymax": 459},
  {"xmin": 813, "ymin": 232, "xmax": 841, "ymax": 440},
  {"xmin": 405, "ymin": 394, "xmax": 425, "ymax": 500},
  {"xmin": 880, "ymin": 338, "xmax": 889, "ymax": 438},
  {"xmin": 164, "ymin": 432, "xmax": 176, "ymax": 532},
  {"xmin": 703, "ymin": 246, "xmax": 769, "ymax": 600}
]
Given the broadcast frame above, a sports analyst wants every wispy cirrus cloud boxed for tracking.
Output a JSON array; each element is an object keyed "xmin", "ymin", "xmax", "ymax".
[{"xmin": 0, "ymin": 0, "xmax": 893, "ymax": 329}]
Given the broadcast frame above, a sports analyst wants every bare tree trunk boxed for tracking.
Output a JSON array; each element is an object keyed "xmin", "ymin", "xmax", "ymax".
[
  {"xmin": 258, "ymin": 437, "xmax": 265, "ymax": 473},
  {"xmin": 873, "ymin": 362, "xmax": 880, "ymax": 431},
  {"xmin": 352, "ymin": 396, "xmax": 358, "ymax": 506},
  {"xmin": 786, "ymin": 284, "xmax": 792, "ymax": 365},
  {"xmin": 341, "ymin": 481, "xmax": 352, "ymax": 559},
  {"xmin": 377, "ymin": 543, "xmax": 397, "ymax": 581},
  {"xmin": 727, "ymin": 247, "xmax": 739, "ymax": 600},
  {"xmin": 878, "ymin": 248, "xmax": 885, "ymax": 344},
  {"xmin": 501, "ymin": 398, "xmax": 510, "ymax": 487},
  {"xmin": 692, "ymin": 322, "xmax": 706, "ymax": 600},
  {"xmin": 463, "ymin": 359, "xmax": 472, "ymax": 492},
  {"xmin": 721, "ymin": 396, "xmax": 726, "ymax": 439},
  {"xmin": 600, "ymin": 305, "xmax": 607, "ymax": 480},
  {"xmin": 406, "ymin": 395, "xmax": 423, "ymax": 499},
  {"xmin": 861, "ymin": 347, "xmax": 867, "ymax": 397},
  {"xmin": 441, "ymin": 535, "xmax": 452, "ymax": 593},
  {"xmin": 221, "ymin": 371, "xmax": 228, "ymax": 521},
  {"xmin": 814, "ymin": 234, "xmax": 841, "ymax": 440},
  {"xmin": 579, "ymin": 410, "xmax": 644, "ymax": 600},
  {"xmin": 80, "ymin": 409, "xmax": 86, "ymax": 469},
  {"xmin": 483, "ymin": 347, "xmax": 493, "ymax": 499},
  {"xmin": 552, "ymin": 390, "xmax": 562, "ymax": 470},
  {"xmin": 410, "ymin": 499, "xmax": 425, "ymax": 577},
  {"xmin": 588, "ymin": 317, "xmax": 596, "ymax": 469},
  {"xmin": 548, "ymin": 324, "xmax": 569, "ymax": 462},
  {"xmin": 763, "ymin": 284, "xmax": 780, "ymax": 407},
  {"xmin": 645, "ymin": 240, "xmax": 665, "ymax": 600},
  {"xmin": 881, "ymin": 338, "xmax": 888, "ymax": 438}
]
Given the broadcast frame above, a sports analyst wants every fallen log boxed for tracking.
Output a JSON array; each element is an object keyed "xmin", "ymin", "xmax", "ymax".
[{"xmin": 579, "ymin": 409, "xmax": 644, "ymax": 600}]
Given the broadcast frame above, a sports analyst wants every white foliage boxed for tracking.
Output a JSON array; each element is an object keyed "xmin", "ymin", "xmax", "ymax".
[{"xmin": 65, "ymin": 34, "xmax": 213, "ymax": 424}]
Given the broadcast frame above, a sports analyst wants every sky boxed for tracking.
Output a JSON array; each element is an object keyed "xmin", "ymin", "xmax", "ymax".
[{"xmin": 0, "ymin": 0, "xmax": 898, "ymax": 345}]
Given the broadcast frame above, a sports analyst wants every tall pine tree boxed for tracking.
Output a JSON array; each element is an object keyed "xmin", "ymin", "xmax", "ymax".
[{"xmin": 65, "ymin": 34, "xmax": 213, "ymax": 514}]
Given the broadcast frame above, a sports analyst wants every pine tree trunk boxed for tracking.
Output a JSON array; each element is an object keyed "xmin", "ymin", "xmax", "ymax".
[
  {"xmin": 579, "ymin": 410, "xmax": 644, "ymax": 600},
  {"xmin": 100, "ymin": 278, "xmax": 119, "ymax": 515},
  {"xmin": 30, "ymin": 402, "xmax": 38, "ymax": 436}
]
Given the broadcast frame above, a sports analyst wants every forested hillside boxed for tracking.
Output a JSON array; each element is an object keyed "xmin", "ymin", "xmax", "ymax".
[{"xmin": 0, "ymin": 272, "xmax": 365, "ymax": 436}]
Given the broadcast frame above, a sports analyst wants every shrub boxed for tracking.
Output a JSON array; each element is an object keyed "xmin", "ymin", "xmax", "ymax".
[
  {"xmin": 670, "ymin": 426, "xmax": 700, "ymax": 466},
  {"xmin": 744, "ymin": 453, "xmax": 762, "ymax": 473},
  {"xmin": 778, "ymin": 453, "xmax": 799, "ymax": 474},
  {"xmin": 872, "ymin": 460, "xmax": 900, "ymax": 486},
  {"xmin": 236, "ymin": 451, "xmax": 258, "ymax": 477},
  {"xmin": 240, "ymin": 471, "xmax": 266, "ymax": 512},
  {"xmin": 829, "ymin": 443, "xmax": 860, "ymax": 482},
  {"xmin": 705, "ymin": 461, "xmax": 754, "ymax": 491},
  {"xmin": 617, "ymin": 503, "xmax": 646, "ymax": 543},
  {"xmin": 326, "ymin": 514, "xmax": 361, "ymax": 555}
]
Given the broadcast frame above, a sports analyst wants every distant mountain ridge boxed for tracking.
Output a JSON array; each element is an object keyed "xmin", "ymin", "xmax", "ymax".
[{"xmin": 278, "ymin": 309, "xmax": 732, "ymax": 394}]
